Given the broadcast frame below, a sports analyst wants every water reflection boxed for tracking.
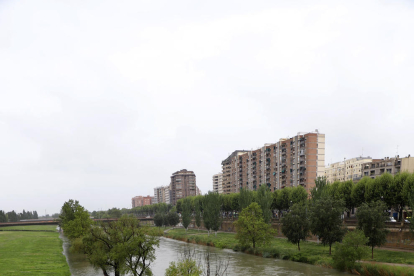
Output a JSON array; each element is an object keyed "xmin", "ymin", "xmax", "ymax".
[{"xmin": 61, "ymin": 235, "xmax": 346, "ymax": 276}]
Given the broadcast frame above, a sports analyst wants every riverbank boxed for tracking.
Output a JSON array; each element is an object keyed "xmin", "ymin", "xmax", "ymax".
[
  {"xmin": 0, "ymin": 225, "xmax": 71, "ymax": 276},
  {"xmin": 163, "ymin": 228, "xmax": 414, "ymax": 275}
]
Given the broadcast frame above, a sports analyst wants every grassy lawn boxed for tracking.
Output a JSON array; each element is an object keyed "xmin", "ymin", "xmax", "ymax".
[
  {"xmin": 0, "ymin": 225, "xmax": 58, "ymax": 231},
  {"xmin": 0, "ymin": 226, "xmax": 70, "ymax": 275},
  {"xmin": 165, "ymin": 228, "xmax": 414, "ymax": 266}
]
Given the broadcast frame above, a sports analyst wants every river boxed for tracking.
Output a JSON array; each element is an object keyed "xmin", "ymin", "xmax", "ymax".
[{"xmin": 60, "ymin": 234, "xmax": 346, "ymax": 276}]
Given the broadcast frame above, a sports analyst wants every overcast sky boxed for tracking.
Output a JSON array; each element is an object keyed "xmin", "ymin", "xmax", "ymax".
[{"xmin": 1, "ymin": 0, "xmax": 413, "ymax": 215}]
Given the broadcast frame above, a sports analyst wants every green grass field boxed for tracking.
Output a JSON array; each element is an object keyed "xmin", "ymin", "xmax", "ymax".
[
  {"xmin": 0, "ymin": 225, "xmax": 70, "ymax": 275},
  {"xmin": 0, "ymin": 225, "xmax": 58, "ymax": 231},
  {"xmin": 164, "ymin": 228, "xmax": 414, "ymax": 273}
]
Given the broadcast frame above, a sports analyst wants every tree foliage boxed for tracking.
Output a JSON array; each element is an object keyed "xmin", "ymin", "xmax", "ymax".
[
  {"xmin": 234, "ymin": 202, "xmax": 275, "ymax": 248},
  {"xmin": 60, "ymin": 199, "xmax": 92, "ymax": 239},
  {"xmin": 256, "ymin": 185, "xmax": 273, "ymax": 224},
  {"xmin": 356, "ymin": 200, "xmax": 389, "ymax": 258},
  {"xmin": 203, "ymin": 192, "xmax": 222, "ymax": 234},
  {"xmin": 182, "ymin": 197, "xmax": 192, "ymax": 230},
  {"xmin": 238, "ymin": 188, "xmax": 254, "ymax": 212},
  {"xmin": 310, "ymin": 197, "xmax": 346, "ymax": 255},
  {"xmin": 333, "ymin": 229, "xmax": 369, "ymax": 271},
  {"xmin": 82, "ymin": 215, "xmax": 159, "ymax": 276},
  {"xmin": 281, "ymin": 202, "xmax": 310, "ymax": 251}
]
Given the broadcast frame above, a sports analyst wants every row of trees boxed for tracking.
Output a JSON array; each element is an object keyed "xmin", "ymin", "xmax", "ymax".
[
  {"xmin": 0, "ymin": 209, "xmax": 39, "ymax": 222},
  {"xmin": 281, "ymin": 178, "xmax": 390, "ymax": 259},
  {"xmin": 60, "ymin": 199, "xmax": 159, "ymax": 276}
]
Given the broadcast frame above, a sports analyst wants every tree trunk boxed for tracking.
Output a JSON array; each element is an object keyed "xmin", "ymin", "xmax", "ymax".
[
  {"xmin": 253, "ymin": 239, "xmax": 256, "ymax": 249},
  {"xmin": 102, "ymin": 269, "xmax": 109, "ymax": 276},
  {"xmin": 372, "ymin": 246, "xmax": 374, "ymax": 259},
  {"xmin": 298, "ymin": 241, "xmax": 300, "ymax": 251},
  {"xmin": 329, "ymin": 244, "xmax": 332, "ymax": 255}
]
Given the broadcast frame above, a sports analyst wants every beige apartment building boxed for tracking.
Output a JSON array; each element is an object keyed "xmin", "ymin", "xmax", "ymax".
[
  {"xmin": 325, "ymin": 156, "xmax": 374, "ymax": 183},
  {"xmin": 154, "ymin": 185, "xmax": 171, "ymax": 205},
  {"xmin": 221, "ymin": 130, "xmax": 325, "ymax": 194},
  {"xmin": 170, "ymin": 169, "xmax": 199, "ymax": 205},
  {"xmin": 361, "ymin": 155, "xmax": 414, "ymax": 179},
  {"xmin": 212, "ymin": 172, "xmax": 223, "ymax": 194}
]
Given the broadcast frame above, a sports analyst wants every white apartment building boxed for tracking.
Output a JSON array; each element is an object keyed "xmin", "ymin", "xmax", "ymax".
[
  {"xmin": 325, "ymin": 156, "xmax": 373, "ymax": 183},
  {"xmin": 154, "ymin": 185, "xmax": 171, "ymax": 204},
  {"xmin": 212, "ymin": 172, "xmax": 223, "ymax": 194}
]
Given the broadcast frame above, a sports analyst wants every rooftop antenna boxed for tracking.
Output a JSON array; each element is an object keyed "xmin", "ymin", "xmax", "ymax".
[{"xmin": 396, "ymin": 145, "xmax": 399, "ymax": 157}]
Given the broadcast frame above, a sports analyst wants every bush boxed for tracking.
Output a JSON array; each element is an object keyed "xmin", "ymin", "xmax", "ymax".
[{"xmin": 333, "ymin": 229, "xmax": 369, "ymax": 271}]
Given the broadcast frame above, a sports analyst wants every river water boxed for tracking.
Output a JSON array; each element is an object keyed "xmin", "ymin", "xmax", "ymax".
[{"xmin": 60, "ymin": 234, "xmax": 346, "ymax": 276}]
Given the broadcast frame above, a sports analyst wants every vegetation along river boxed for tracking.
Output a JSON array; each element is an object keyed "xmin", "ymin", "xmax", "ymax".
[{"xmin": 61, "ymin": 234, "xmax": 346, "ymax": 276}]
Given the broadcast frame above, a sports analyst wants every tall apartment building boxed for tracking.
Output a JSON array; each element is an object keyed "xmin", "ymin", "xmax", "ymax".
[
  {"xmin": 154, "ymin": 185, "xmax": 171, "ymax": 204},
  {"xmin": 131, "ymin": 195, "xmax": 153, "ymax": 208},
  {"xmin": 164, "ymin": 186, "xmax": 171, "ymax": 204},
  {"xmin": 221, "ymin": 130, "xmax": 325, "ymax": 194},
  {"xmin": 325, "ymin": 156, "xmax": 374, "ymax": 183},
  {"xmin": 170, "ymin": 169, "xmax": 198, "ymax": 205},
  {"xmin": 212, "ymin": 172, "xmax": 223, "ymax": 194},
  {"xmin": 361, "ymin": 156, "xmax": 414, "ymax": 179}
]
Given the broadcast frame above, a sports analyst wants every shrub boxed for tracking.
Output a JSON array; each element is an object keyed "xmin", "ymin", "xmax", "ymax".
[{"xmin": 333, "ymin": 229, "xmax": 369, "ymax": 271}]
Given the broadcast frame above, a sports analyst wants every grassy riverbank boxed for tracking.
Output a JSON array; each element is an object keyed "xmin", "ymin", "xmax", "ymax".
[
  {"xmin": 163, "ymin": 228, "xmax": 414, "ymax": 275},
  {"xmin": 0, "ymin": 225, "xmax": 70, "ymax": 276}
]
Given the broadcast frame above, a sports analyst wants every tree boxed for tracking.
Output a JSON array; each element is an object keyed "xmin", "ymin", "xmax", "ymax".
[
  {"xmin": 64, "ymin": 204, "xmax": 93, "ymax": 239},
  {"xmin": 107, "ymin": 208, "xmax": 122, "ymax": 218},
  {"xmin": 82, "ymin": 215, "xmax": 159, "ymax": 276},
  {"xmin": 337, "ymin": 180, "xmax": 354, "ymax": 217},
  {"xmin": 165, "ymin": 259, "xmax": 202, "ymax": 276},
  {"xmin": 6, "ymin": 210, "xmax": 18, "ymax": 222},
  {"xmin": 60, "ymin": 199, "xmax": 80, "ymax": 226},
  {"xmin": 393, "ymin": 172, "xmax": 410, "ymax": 221},
  {"xmin": 60, "ymin": 200, "xmax": 92, "ymax": 239},
  {"xmin": 182, "ymin": 197, "xmax": 192, "ymax": 231},
  {"xmin": 256, "ymin": 185, "xmax": 273, "ymax": 224},
  {"xmin": 277, "ymin": 187, "xmax": 291, "ymax": 213},
  {"xmin": 203, "ymin": 192, "xmax": 222, "ymax": 235},
  {"xmin": 238, "ymin": 188, "xmax": 254, "ymax": 212},
  {"xmin": 310, "ymin": 197, "xmax": 346, "ymax": 255},
  {"xmin": 310, "ymin": 176, "xmax": 329, "ymax": 201},
  {"xmin": 333, "ymin": 229, "xmax": 369, "ymax": 271},
  {"xmin": 194, "ymin": 197, "xmax": 202, "ymax": 230},
  {"xmin": 154, "ymin": 213, "xmax": 164, "ymax": 228},
  {"xmin": 351, "ymin": 177, "xmax": 371, "ymax": 207},
  {"xmin": 281, "ymin": 202, "xmax": 310, "ymax": 251},
  {"xmin": 0, "ymin": 210, "xmax": 7, "ymax": 222},
  {"xmin": 33, "ymin": 210, "xmax": 38, "ymax": 219},
  {"xmin": 234, "ymin": 202, "xmax": 275, "ymax": 249},
  {"xmin": 167, "ymin": 211, "xmax": 180, "ymax": 228},
  {"xmin": 290, "ymin": 186, "xmax": 308, "ymax": 205},
  {"xmin": 356, "ymin": 201, "xmax": 389, "ymax": 258}
]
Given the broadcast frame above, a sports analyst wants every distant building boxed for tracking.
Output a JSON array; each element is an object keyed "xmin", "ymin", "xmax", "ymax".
[
  {"xmin": 170, "ymin": 169, "xmax": 198, "ymax": 205},
  {"xmin": 164, "ymin": 186, "xmax": 171, "ymax": 204},
  {"xmin": 132, "ymin": 196, "xmax": 143, "ymax": 208},
  {"xmin": 154, "ymin": 185, "xmax": 171, "ymax": 205},
  {"xmin": 361, "ymin": 156, "xmax": 414, "ymax": 179},
  {"xmin": 325, "ymin": 156, "xmax": 374, "ymax": 183},
  {"xmin": 221, "ymin": 130, "xmax": 325, "ymax": 194},
  {"xmin": 131, "ymin": 195, "xmax": 153, "ymax": 208},
  {"xmin": 212, "ymin": 172, "xmax": 223, "ymax": 194}
]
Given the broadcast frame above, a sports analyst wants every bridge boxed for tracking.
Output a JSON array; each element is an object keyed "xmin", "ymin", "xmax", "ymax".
[{"xmin": 0, "ymin": 217, "xmax": 154, "ymax": 228}]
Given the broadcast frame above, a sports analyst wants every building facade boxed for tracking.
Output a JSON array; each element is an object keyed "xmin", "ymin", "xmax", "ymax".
[
  {"xmin": 170, "ymin": 169, "xmax": 198, "ymax": 205},
  {"xmin": 221, "ymin": 130, "xmax": 325, "ymax": 194},
  {"xmin": 154, "ymin": 185, "xmax": 171, "ymax": 204},
  {"xmin": 212, "ymin": 172, "xmax": 223, "ymax": 194},
  {"xmin": 325, "ymin": 156, "xmax": 374, "ymax": 183},
  {"xmin": 131, "ymin": 195, "xmax": 153, "ymax": 208},
  {"xmin": 361, "ymin": 156, "xmax": 414, "ymax": 179}
]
